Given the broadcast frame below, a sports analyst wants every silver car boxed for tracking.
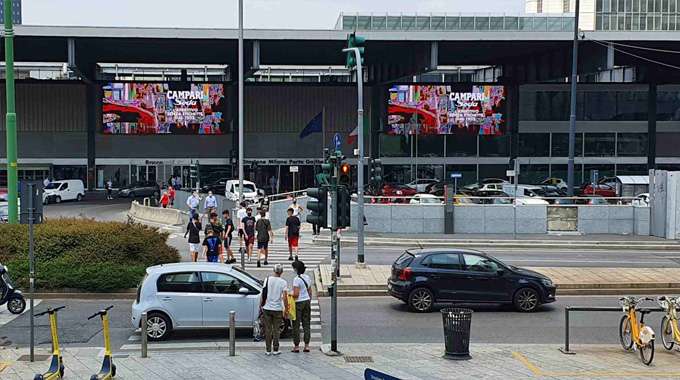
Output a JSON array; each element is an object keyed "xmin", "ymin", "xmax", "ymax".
[{"xmin": 131, "ymin": 263, "xmax": 288, "ymax": 341}]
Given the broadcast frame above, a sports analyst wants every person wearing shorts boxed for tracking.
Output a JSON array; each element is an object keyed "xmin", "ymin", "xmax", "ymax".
[
  {"xmin": 223, "ymin": 209, "xmax": 235, "ymax": 264},
  {"xmin": 241, "ymin": 207, "xmax": 256, "ymax": 263},
  {"xmin": 202, "ymin": 228, "xmax": 222, "ymax": 263},
  {"xmin": 184, "ymin": 214, "xmax": 202, "ymax": 262},
  {"xmin": 236, "ymin": 202, "xmax": 247, "ymax": 253},
  {"xmin": 255, "ymin": 209, "xmax": 273, "ymax": 268},
  {"xmin": 285, "ymin": 208, "xmax": 301, "ymax": 261}
]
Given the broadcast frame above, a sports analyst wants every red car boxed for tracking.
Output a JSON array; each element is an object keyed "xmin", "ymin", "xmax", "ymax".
[
  {"xmin": 581, "ymin": 183, "xmax": 617, "ymax": 198},
  {"xmin": 379, "ymin": 184, "xmax": 417, "ymax": 204}
]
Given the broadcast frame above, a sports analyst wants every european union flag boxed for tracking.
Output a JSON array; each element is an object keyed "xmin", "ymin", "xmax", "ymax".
[{"xmin": 299, "ymin": 111, "xmax": 323, "ymax": 139}]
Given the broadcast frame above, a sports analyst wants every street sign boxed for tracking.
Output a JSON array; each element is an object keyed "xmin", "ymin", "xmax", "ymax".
[
  {"xmin": 332, "ymin": 133, "xmax": 342, "ymax": 151},
  {"xmin": 290, "ymin": 166, "xmax": 299, "ymax": 173},
  {"xmin": 450, "ymin": 172, "xmax": 462, "ymax": 179},
  {"xmin": 506, "ymin": 170, "xmax": 516, "ymax": 177},
  {"xmin": 20, "ymin": 181, "xmax": 43, "ymax": 224}
]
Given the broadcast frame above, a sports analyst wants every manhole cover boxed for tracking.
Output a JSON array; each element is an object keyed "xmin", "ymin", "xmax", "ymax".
[
  {"xmin": 344, "ymin": 355, "xmax": 373, "ymax": 363},
  {"xmin": 17, "ymin": 354, "xmax": 50, "ymax": 362}
]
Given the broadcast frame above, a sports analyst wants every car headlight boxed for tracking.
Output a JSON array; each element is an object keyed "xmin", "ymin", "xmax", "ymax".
[{"xmin": 541, "ymin": 279, "xmax": 553, "ymax": 287}]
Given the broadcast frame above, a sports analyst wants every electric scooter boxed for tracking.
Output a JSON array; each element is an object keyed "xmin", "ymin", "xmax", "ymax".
[
  {"xmin": 33, "ymin": 306, "xmax": 66, "ymax": 380},
  {"xmin": 87, "ymin": 305, "xmax": 116, "ymax": 379},
  {"xmin": 0, "ymin": 264, "xmax": 26, "ymax": 314}
]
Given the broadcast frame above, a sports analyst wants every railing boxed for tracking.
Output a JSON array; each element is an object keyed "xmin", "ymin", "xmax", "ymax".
[{"xmin": 360, "ymin": 195, "xmax": 645, "ymax": 206}]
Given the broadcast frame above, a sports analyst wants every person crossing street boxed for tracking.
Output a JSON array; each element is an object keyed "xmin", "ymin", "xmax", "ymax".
[
  {"xmin": 204, "ymin": 191, "xmax": 218, "ymax": 216},
  {"xmin": 242, "ymin": 207, "xmax": 256, "ymax": 264},
  {"xmin": 260, "ymin": 264, "xmax": 289, "ymax": 356},
  {"xmin": 184, "ymin": 214, "xmax": 202, "ymax": 262},
  {"xmin": 186, "ymin": 191, "xmax": 200, "ymax": 220},
  {"xmin": 222, "ymin": 209, "xmax": 236, "ymax": 264},
  {"xmin": 285, "ymin": 207, "xmax": 301, "ymax": 261},
  {"xmin": 255, "ymin": 209, "xmax": 273, "ymax": 267},
  {"xmin": 291, "ymin": 260, "xmax": 312, "ymax": 353}
]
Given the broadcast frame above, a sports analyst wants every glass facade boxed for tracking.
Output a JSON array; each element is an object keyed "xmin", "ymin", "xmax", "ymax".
[
  {"xmin": 520, "ymin": 90, "xmax": 648, "ymax": 121},
  {"xmin": 595, "ymin": 0, "xmax": 680, "ymax": 31},
  {"xmin": 339, "ymin": 14, "xmax": 575, "ymax": 32}
]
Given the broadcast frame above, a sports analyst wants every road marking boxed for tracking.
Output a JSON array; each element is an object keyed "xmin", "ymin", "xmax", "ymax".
[
  {"xmin": 511, "ymin": 352, "xmax": 541, "ymax": 375},
  {"xmin": 0, "ymin": 362, "xmax": 9, "ymax": 373},
  {"xmin": 0, "ymin": 299, "xmax": 41, "ymax": 327}
]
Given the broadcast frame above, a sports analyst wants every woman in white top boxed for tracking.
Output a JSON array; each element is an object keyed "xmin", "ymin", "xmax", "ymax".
[{"xmin": 291, "ymin": 260, "xmax": 312, "ymax": 353}]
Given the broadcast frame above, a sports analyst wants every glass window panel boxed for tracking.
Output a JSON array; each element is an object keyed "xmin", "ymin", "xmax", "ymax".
[
  {"xmin": 446, "ymin": 165, "xmax": 477, "ymax": 186},
  {"xmin": 520, "ymin": 17, "xmax": 534, "ymax": 30},
  {"xmin": 478, "ymin": 165, "xmax": 509, "ymax": 181},
  {"xmin": 632, "ymin": 13, "xmax": 641, "ymax": 29},
  {"xmin": 402, "ymin": 16, "xmax": 415, "ymax": 30},
  {"xmin": 343, "ymin": 16, "xmax": 356, "ymax": 30},
  {"xmin": 617, "ymin": 164, "xmax": 648, "ymax": 175},
  {"xmin": 380, "ymin": 133, "xmax": 410, "ymax": 157},
  {"xmin": 96, "ymin": 165, "xmax": 129, "ymax": 188},
  {"xmin": 634, "ymin": 0, "xmax": 640, "ymax": 11},
  {"xmin": 552, "ymin": 133, "xmax": 583, "ymax": 157},
  {"xmin": 475, "ymin": 16, "xmax": 490, "ymax": 30},
  {"xmin": 416, "ymin": 165, "xmax": 445, "ymax": 181},
  {"xmin": 416, "ymin": 16, "xmax": 430, "ymax": 30},
  {"xmin": 417, "ymin": 135, "xmax": 444, "ymax": 157},
  {"xmin": 583, "ymin": 91, "xmax": 616, "ymax": 120},
  {"xmin": 597, "ymin": 0, "xmax": 604, "ymax": 11},
  {"xmin": 519, "ymin": 164, "xmax": 550, "ymax": 184},
  {"xmin": 626, "ymin": 0, "xmax": 633, "ymax": 11},
  {"xmin": 519, "ymin": 133, "xmax": 550, "ymax": 156},
  {"xmin": 548, "ymin": 17, "xmax": 563, "ymax": 31},
  {"xmin": 533, "ymin": 17, "xmax": 547, "ymax": 31},
  {"xmin": 384, "ymin": 165, "xmax": 414, "ymax": 184},
  {"xmin": 372, "ymin": 16, "xmax": 386, "ymax": 29},
  {"xmin": 479, "ymin": 135, "xmax": 510, "ymax": 157},
  {"xmin": 431, "ymin": 16, "xmax": 445, "ymax": 30},
  {"xmin": 617, "ymin": 133, "xmax": 648, "ymax": 156},
  {"xmin": 490, "ymin": 17, "xmax": 504, "ymax": 30},
  {"xmin": 446, "ymin": 134, "xmax": 478, "ymax": 157},
  {"xmin": 657, "ymin": 90, "xmax": 680, "ymax": 120},
  {"xmin": 585, "ymin": 133, "xmax": 616, "ymax": 157},
  {"xmin": 656, "ymin": 0, "xmax": 663, "ymax": 11},
  {"xmin": 551, "ymin": 164, "xmax": 584, "ymax": 186},
  {"xmin": 563, "ymin": 17, "xmax": 575, "ymax": 30},
  {"xmin": 461, "ymin": 17, "xmax": 475, "ymax": 30},
  {"xmin": 655, "ymin": 15, "xmax": 662, "ymax": 30},
  {"xmin": 640, "ymin": 13, "xmax": 648, "ymax": 29},
  {"xmin": 603, "ymin": 14, "xmax": 611, "ymax": 30},
  {"xmin": 387, "ymin": 16, "xmax": 401, "ymax": 29},
  {"xmin": 358, "ymin": 16, "xmax": 371, "ymax": 30},
  {"xmin": 616, "ymin": 91, "xmax": 648, "ymax": 120},
  {"xmin": 604, "ymin": 0, "xmax": 612, "ymax": 11},
  {"xmin": 584, "ymin": 164, "xmax": 615, "ymax": 182},
  {"xmin": 445, "ymin": 16, "xmax": 460, "ymax": 29},
  {"xmin": 657, "ymin": 132, "xmax": 680, "ymax": 156},
  {"xmin": 504, "ymin": 16, "xmax": 519, "ymax": 30},
  {"xmin": 671, "ymin": 0, "xmax": 677, "ymax": 12}
]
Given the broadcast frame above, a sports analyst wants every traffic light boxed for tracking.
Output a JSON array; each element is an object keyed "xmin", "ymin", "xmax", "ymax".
[
  {"xmin": 307, "ymin": 187, "xmax": 328, "ymax": 228},
  {"xmin": 339, "ymin": 163, "xmax": 351, "ymax": 187},
  {"xmin": 369, "ymin": 158, "xmax": 383, "ymax": 187},
  {"xmin": 345, "ymin": 32, "xmax": 366, "ymax": 69},
  {"xmin": 190, "ymin": 161, "xmax": 200, "ymax": 185},
  {"xmin": 337, "ymin": 185, "xmax": 351, "ymax": 229}
]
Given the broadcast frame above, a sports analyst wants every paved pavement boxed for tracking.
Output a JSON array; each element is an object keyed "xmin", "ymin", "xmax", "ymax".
[{"xmin": 5, "ymin": 343, "xmax": 680, "ymax": 379}]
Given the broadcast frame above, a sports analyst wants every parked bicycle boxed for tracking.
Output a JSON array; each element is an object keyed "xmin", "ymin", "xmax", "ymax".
[
  {"xmin": 658, "ymin": 296, "xmax": 680, "ymax": 351},
  {"xmin": 619, "ymin": 296, "xmax": 655, "ymax": 366}
]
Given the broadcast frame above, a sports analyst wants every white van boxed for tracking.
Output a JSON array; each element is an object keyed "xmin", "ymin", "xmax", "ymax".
[
  {"xmin": 43, "ymin": 180, "xmax": 85, "ymax": 204},
  {"xmin": 224, "ymin": 180, "xmax": 259, "ymax": 203}
]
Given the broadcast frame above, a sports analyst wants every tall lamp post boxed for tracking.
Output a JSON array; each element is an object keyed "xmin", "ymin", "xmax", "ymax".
[
  {"xmin": 238, "ymin": 0, "xmax": 244, "ymax": 204},
  {"xmin": 567, "ymin": 0, "xmax": 580, "ymax": 196},
  {"xmin": 4, "ymin": 0, "xmax": 18, "ymax": 223}
]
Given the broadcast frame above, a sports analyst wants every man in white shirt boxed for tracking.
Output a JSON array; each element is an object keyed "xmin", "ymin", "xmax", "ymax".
[
  {"xmin": 260, "ymin": 264, "xmax": 289, "ymax": 356},
  {"xmin": 291, "ymin": 260, "xmax": 312, "ymax": 353},
  {"xmin": 236, "ymin": 202, "xmax": 248, "ymax": 255},
  {"xmin": 290, "ymin": 198, "xmax": 303, "ymax": 217},
  {"xmin": 186, "ymin": 191, "xmax": 200, "ymax": 219},
  {"xmin": 204, "ymin": 191, "xmax": 218, "ymax": 215},
  {"xmin": 43, "ymin": 177, "xmax": 50, "ymax": 188}
]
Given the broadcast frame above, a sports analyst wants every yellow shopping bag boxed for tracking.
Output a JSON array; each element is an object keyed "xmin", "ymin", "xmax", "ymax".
[{"xmin": 287, "ymin": 294, "xmax": 296, "ymax": 321}]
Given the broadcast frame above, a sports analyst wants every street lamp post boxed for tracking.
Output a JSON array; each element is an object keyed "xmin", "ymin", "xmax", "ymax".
[
  {"xmin": 4, "ymin": 0, "xmax": 18, "ymax": 223},
  {"xmin": 567, "ymin": 0, "xmax": 580, "ymax": 196},
  {"xmin": 238, "ymin": 0, "xmax": 244, "ymax": 205}
]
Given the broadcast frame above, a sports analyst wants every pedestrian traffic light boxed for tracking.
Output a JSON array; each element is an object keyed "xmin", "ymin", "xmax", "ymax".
[
  {"xmin": 339, "ymin": 163, "xmax": 351, "ymax": 187},
  {"xmin": 337, "ymin": 185, "xmax": 351, "ymax": 229},
  {"xmin": 345, "ymin": 32, "xmax": 366, "ymax": 70},
  {"xmin": 315, "ymin": 162, "xmax": 333, "ymax": 186},
  {"xmin": 369, "ymin": 158, "xmax": 382, "ymax": 187},
  {"xmin": 190, "ymin": 161, "xmax": 200, "ymax": 183},
  {"xmin": 307, "ymin": 187, "xmax": 328, "ymax": 228}
]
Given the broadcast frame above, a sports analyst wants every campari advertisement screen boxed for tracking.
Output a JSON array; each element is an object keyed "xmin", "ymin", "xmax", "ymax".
[
  {"xmin": 102, "ymin": 82, "xmax": 227, "ymax": 135},
  {"xmin": 386, "ymin": 84, "xmax": 507, "ymax": 136}
]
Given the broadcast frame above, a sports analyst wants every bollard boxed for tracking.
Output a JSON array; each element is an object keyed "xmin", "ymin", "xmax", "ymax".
[
  {"xmin": 229, "ymin": 311, "xmax": 236, "ymax": 356},
  {"xmin": 141, "ymin": 312, "xmax": 148, "ymax": 358}
]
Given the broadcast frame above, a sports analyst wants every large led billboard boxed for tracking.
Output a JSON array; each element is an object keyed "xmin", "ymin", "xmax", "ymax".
[
  {"xmin": 102, "ymin": 82, "xmax": 226, "ymax": 135},
  {"xmin": 387, "ymin": 84, "xmax": 506, "ymax": 136}
]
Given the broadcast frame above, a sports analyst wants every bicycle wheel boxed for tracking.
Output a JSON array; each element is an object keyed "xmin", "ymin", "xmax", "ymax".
[
  {"xmin": 640, "ymin": 340, "xmax": 655, "ymax": 366},
  {"xmin": 661, "ymin": 316, "xmax": 675, "ymax": 350},
  {"xmin": 619, "ymin": 315, "xmax": 634, "ymax": 351}
]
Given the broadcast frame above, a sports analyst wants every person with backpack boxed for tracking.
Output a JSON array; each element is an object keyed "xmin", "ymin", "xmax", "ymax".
[
  {"xmin": 202, "ymin": 227, "xmax": 222, "ymax": 263},
  {"xmin": 205, "ymin": 212, "xmax": 224, "ymax": 262},
  {"xmin": 255, "ymin": 209, "xmax": 273, "ymax": 268},
  {"xmin": 260, "ymin": 264, "xmax": 289, "ymax": 356},
  {"xmin": 291, "ymin": 260, "xmax": 312, "ymax": 353},
  {"xmin": 285, "ymin": 208, "xmax": 301, "ymax": 261},
  {"xmin": 184, "ymin": 214, "xmax": 202, "ymax": 262},
  {"xmin": 222, "ymin": 209, "xmax": 236, "ymax": 264}
]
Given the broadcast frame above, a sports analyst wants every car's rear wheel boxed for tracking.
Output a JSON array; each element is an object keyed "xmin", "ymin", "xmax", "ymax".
[
  {"xmin": 54, "ymin": 196, "xmax": 61, "ymax": 204},
  {"xmin": 76, "ymin": 193, "xmax": 83, "ymax": 201},
  {"xmin": 513, "ymin": 288, "xmax": 540, "ymax": 312},
  {"xmin": 146, "ymin": 312, "xmax": 172, "ymax": 341},
  {"xmin": 408, "ymin": 287, "xmax": 434, "ymax": 313}
]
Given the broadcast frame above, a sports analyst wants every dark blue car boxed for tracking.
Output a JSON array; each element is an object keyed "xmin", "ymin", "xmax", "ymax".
[{"xmin": 388, "ymin": 248, "xmax": 556, "ymax": 313}]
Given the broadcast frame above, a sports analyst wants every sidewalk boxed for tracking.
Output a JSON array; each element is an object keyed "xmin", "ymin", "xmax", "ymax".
[
  {"xmin": 313, "ymin": 231, "xmax": 680, "ymax": 251},
  {"xmin": 316, "ymin": 265, "xmax": 680, "ymax": 296},
  {"xmin": 4, "ymin": 343, "xmax": 680, "ymax": 379}
]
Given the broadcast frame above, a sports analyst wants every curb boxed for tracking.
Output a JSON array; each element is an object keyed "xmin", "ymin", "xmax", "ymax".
[{"xmin": 32, "ymin": 291, "xmax": 136, "ymax": 300}]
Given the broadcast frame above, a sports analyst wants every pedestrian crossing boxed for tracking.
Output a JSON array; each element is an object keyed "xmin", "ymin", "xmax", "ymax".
[{"xmin": 120, "ymin": 299, "xmax": 323, "ymax": 351}]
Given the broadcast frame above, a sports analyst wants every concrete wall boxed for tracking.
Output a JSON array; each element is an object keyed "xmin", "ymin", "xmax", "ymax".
[
  {"xmin": 269, "ymin": 196, "xmax": 307, "ymax": 229},
  {"xmin": 453, "ymin": 205, "xmax": 546, "ymax": 234},
  {"xmin": 350, "ymin": 203, "xmax": 445, "ymax": 234},
  {"xmin": 578, "ymin": 205, "xmax": 639, "ymax": 235},
  {"xmin": 634, "ymin": 206, "xmax": 650, "ymax": 236}
]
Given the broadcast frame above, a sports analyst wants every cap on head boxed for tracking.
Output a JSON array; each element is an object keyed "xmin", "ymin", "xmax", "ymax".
[{"xmin": 274, "ymin": 264, "xmax": 284, "ymax": 274}]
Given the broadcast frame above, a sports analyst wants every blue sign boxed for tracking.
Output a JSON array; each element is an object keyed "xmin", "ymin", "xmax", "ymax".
[
  {"xmin": 450, "ymin": 172, "xmax": 462, "ymax": 179},
  {"xmin": 365, "ymin": 369, "xmax": 401, "ymax": 380},
  {"xmin": 332, "ymin": 133, "xmax": 342, "ymax": 151}
]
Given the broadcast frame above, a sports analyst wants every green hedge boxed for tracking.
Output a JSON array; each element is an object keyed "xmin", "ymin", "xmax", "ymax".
[{"xmin": 0, "ymin": 219, "xmax": 180, "ymax": 292}]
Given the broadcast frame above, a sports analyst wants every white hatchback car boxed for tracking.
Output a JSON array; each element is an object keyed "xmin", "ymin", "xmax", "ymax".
[{"xmin": 131, "ymin": 263, "xmax": 287, "ymax": 341}]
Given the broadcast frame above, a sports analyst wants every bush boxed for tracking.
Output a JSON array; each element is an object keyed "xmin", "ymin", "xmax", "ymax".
[{"xmin": 0, "ymin": 219, "xmax": 180, "ymax": 292}]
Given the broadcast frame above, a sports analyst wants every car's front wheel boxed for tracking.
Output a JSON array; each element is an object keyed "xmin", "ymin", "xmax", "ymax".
[
  {"xmin": 145, "ymin": 312, "xmax": 172, "ymax": 341},
  {"xmin": 513, "ymin": 288, "xmax": 540, "ymax": 312},
  {"xmin": 408, "ymin": 287, "xmax": 434, "ymax": 313}
]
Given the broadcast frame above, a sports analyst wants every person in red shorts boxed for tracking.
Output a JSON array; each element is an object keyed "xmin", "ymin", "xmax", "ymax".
[{"xmin": 285, "ymin": 207, "xmax": 301, "ymax": 261}]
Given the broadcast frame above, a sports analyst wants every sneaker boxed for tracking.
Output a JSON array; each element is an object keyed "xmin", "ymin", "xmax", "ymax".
[
  {"xmin": 295, "ymin": 255, "xmax": 299, "ymax": 262},
  {"xmin": 248, "ymin": 256, "xmax": 252, "ymax": 263},
  {"xmin": 257, "ymin": 260, "xmax": 261, "ymax": 268},
  {"xmin": 272, "ymin": 351, "xmax": 281, "ymax": 356},
  {"xmin": 264, "ymin": 260, "xmax": 268, "ymax": 265},
  {"xmin": 265, "ymin": 351, "xmax": 272, "ymax": 356},
  {"xmin": 288, "ymin": 255, "xmax": 293, "ymax": 261}
]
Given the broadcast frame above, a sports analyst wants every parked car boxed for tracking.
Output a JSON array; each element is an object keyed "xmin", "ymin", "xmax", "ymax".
[
  {"xmin": 131, "ymin": 263, "xmax": 289, "ymax": 341},
  {"xmin": 201, "ymin": 178, "xmax": 229, "ymax": 194},
  {"xmin": 514, "ymin": 197, "xmax": 549, "ymax": 205},
  {"xmin": 426, "ymin": 181, "xmax": 455, "ymax": 197},
  {"xmin": 409, "ymin": 194, "xmax": 443, "ymax": 205},
  {"xmin": 540, "ymin": 177, "xmax": 567, "ymax": 191},
  {"xmin": 581, "ymin": 183, "xmax": 617, "ymax": 198},
  {"xmin": 380, "ymin": 183, "xmax": 417, "ymax": 203},
  {"xmin": 633, "ymin": 193, "xmax": 650, "ymax": 207},
  {"xmin": 388, "ymin": 249, "xmax": 556, "ymax": 313},
  {"xmin": 225, "ymin": 180, "xmax": 259, "ymax": 203},
  {"xmin": 464, "ymin": 178, "xmax": 510, "ymax": 192},
  {"xmin": 406, "ymin": 179, "xmax": 439, "ymax": 193},
  {"xmin": 42, "ymin": 179, "xmax": 85, "ymax": 204},
  {"xmin": 118, "ymin": 181, "xmax": 160, "ymax": 199}
]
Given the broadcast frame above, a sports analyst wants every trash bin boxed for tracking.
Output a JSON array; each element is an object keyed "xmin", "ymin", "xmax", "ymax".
[{"xmin": 441, "ymin": 308, "xmax": 472, "ymax": 360}]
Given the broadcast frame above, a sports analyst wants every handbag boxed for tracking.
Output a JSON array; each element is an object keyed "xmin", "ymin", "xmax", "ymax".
[{"xmin": 287, "ymin": 294, "xmax": 297, "ymax": 321}]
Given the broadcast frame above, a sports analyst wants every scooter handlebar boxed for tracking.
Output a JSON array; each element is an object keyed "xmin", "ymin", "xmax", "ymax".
[
  {"xmin": 34, "ymin": 305, "xmax": 66, "ymax": 317},
  {"xmin": 87, "ymin": 305, "xmax": 114, "ymax": 320}
]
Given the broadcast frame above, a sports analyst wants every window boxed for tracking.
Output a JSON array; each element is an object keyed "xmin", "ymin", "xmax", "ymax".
[
  {"xmin": 60, "ymin": 182, "xmax": 68, "ymax": 190},
  {"xmin": 446, "ymin": 134, "xmax": 477, "ymax": 157},
  {"xmin": 585, "ymin": 133, "xmax": 615, "ymax": 157},
  {"xmin": 200, "ymin": 272, "xmax": 243, "ymax": 294},
  {"xmin": 422, "ymin": 253, "xmax": 462, "ymax": 270},
  {"xmin": 519, "ymin": 133, "xmax": 550, "ymax": 156},
  {"xmin": 157, "ymin": 272, "xmax": 202, "ymax": 293},
  {"xmin": 479, "ymin": 135, "xmax": 510, "ymax": 157},
  {"xmin": 657, "ymin": 132, "xmax": 680, "ymax": 157},
  {"xmin": 462, "ymin": 254, "xmax": 500, "ymax": 273},
  {"xmin": 479, "ymin": 165, "xmax": 508, "ymax": 181},
  {"xmin": 551, "ymin": 133, "xmax": 583, "ymax": 157},
  {"xmin": 417, "ymin": 135, "xmax": 444, "ymax": 157},
  {"xmin": 379, "ymin": 133, "xmax": 410, "ymax": 157},
  {"xmin": 617, "ymin": 133, "xmax": 648, "ymax": 157}
]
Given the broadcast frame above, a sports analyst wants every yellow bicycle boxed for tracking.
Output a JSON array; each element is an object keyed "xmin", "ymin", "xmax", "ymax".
[
  {"xmin": 619, "ymin": 296, "xmax": 655, "ymax": 366},
  {"xmin": 658, "ymin": 296, "xmax": 680, "ymax": 351}
]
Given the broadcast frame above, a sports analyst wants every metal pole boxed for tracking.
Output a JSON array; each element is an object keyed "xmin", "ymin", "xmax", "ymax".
[
  {"xmin": 229, "ymin": 310, "xmax": 236, "ymax": 356},
  {"xmin": 4, "ymin": 0, "xmax": 18, "ymax": 224},
  {"xmin": 513, "ymin": 159, "xmax": 518, "ymax": 240},
  {"xmin": 558, "ymin": 307, "xmax": 573, "ymax": 354},
  {"xmin": 28, "ymin": 184, "xmax": 35, "ymax": 362},
  {"xmin": 566, "ymin": 0, "xmax": 580, "ymax": 196},
  {"xmin": 238, "ymin": 0, "xmax": 244, "ymax": 204},
  {"xmin": 141, "ymin": 312, "xmax": 148, "ymax": 358},
  {"xmin": 330, "ymin": 159, "xmax": 339, "ymax": 353}
]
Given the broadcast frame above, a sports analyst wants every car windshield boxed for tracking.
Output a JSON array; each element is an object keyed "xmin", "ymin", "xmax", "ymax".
[
  {"xmin": 44, "ymin": 182, "xmax": 61, "ymax": 190},
  {"xmin": 233, "ymin": 184, "xmax": 256, "ymax": 193},
  {"xmin": 232, "ymin": 266, "xmax": 263, "ymax": 285}
]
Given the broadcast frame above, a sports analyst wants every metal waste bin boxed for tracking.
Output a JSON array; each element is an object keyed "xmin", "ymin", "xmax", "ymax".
[{"xmin": 441, "ymin": 308, "xmax": 472, "ymax": 360}]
